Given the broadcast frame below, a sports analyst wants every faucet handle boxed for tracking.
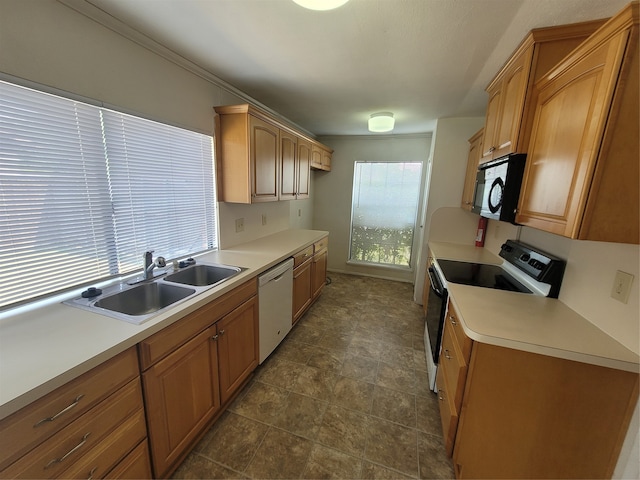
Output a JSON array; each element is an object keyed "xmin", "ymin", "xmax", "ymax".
[{"xmin": 156, "ymin": 256, "xmax": 166, "ymax": 268}]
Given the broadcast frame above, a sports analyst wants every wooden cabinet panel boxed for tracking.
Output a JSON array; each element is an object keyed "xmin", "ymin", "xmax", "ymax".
[
  {"xmin": 461, "ymin": 130, "xmax": 483, "ymax": 210},
  {"xmin": 143, "ymin": 327, "xmax": 220, "ymax": 477},
  {"xmin": 217, "ymin": 296, "xmax": 259, "ymax": 404},
  {"xmin": 453, "ymin": 343, "xmax": 639, "ymax": 479},
  {"xmin": 215, "ymin": 104, "xmax": 332, "ymax": 202},
  {"xmin": 516, "ymin": 7, "xmax": 639, "ymax": 243},
  {"xmin": 104, "ymin": 440, "xmax": 152, "ymax": 480},
  {"xmin": 138, "ymin": 279, "xmax": 257, "ymax": 370},
  {"xmin": 297, "ymin": 137, "xmax": 311, "ymax": 199},
  {"xmin": 0, "ymin": 347, "xmax": 139, "ymax": 472},
  {"xmin": 480, "ymin": 20, "xmax": 604, "ymax": 163},
  {"xmin": 250, "ymin": 116, "xmax": 279, "ymax": 202},
  {"xmin": 436, "ymin": 365, "xmax": 458, "ymax": 457},
  {"xmin": 58, "ymin": 409, "xmax": 147, "ymax": 480},
  {"xmin": 293, "ymin": 258, "xmax": 313, "ymax": 324},
  {"xmin": 279, "ymin": 129, "xmax": 297, "ymax": 200},
  {"xmin": 1, "ymin": 379, "xmax": 143, "ymax": 479},
  {"xmin": 311, "ymin": 247, "xmax": 328, "ymax": 300}
]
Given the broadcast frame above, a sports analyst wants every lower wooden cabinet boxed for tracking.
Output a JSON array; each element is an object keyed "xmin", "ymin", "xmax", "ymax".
[
  {"xmin": 439, "ymin": 300, "xmax": 639, "ymax": 479},
  {"xmin": 139, "ymin": 279, "xmax": 258, "ymax": 478},
  {"xmin": 0, "ymin": 347, "xmax": 149, "ymax": 479},
  {"xmin": 217, "ymin": 296, "xmax": 259, "ymax": 404},
  {"xmin": 292, "ymin": 236, "xmax": 329, "ymax": 324},
  {"xmin": 142, "ymin": 327, "xmax": 221, "ymax": 477}
]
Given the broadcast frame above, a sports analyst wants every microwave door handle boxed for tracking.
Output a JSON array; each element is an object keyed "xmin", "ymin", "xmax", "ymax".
[{"xmin": 427, "ymin": 267, "xmax": 445, "ymax": 298}]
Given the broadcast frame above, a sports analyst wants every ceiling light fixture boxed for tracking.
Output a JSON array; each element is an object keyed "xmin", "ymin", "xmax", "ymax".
[
  {"xmin": 368, "ymin": 112, "xmax": 395, "ymax": 133},
  {"xmin": 292, "ymin": 0, "xmax": 349, "ymax": 11}
]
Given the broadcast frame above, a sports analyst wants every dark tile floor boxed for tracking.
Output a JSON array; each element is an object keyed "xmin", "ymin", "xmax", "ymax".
[{"xmin": 172, "ymin": 272, "xmax": 454, "ymax": 479}]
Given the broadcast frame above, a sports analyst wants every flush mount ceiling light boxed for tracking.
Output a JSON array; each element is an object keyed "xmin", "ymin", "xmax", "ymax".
[
  {"xmin": 292, "ymin": 0, "xmax": 349, "ymax": 10},
  {"xmin": 368, "ymin": 112, "xmax": 395, "ymax": 133}
]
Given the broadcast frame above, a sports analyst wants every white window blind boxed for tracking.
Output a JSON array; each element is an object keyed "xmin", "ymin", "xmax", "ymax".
[
  {"xmin": 349, "ymin": 161, "xmax": 422, "ymax": 267},
  {"xmin": 0, "ymin": 80, "xmax": 217, "ymax": 309}
]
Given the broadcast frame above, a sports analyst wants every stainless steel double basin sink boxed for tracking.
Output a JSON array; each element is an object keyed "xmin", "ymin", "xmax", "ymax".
[{"xmin": 65, "ymin": 263, "xmax": 244, "ymax": 324}]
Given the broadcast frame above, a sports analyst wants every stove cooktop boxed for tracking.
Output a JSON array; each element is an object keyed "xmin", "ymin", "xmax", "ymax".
[{"xmin": 436, "ymin": 259, "xmax": 532, "ymax": 294}]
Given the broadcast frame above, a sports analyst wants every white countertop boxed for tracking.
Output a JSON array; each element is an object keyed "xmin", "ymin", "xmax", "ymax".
[
  {"xmin": 0, "ymin": 229, "xmax": 328, "ymax": 420},
  {"xmin": 429, "ymin": 242, "xmax": 640, "ymax": 373}
]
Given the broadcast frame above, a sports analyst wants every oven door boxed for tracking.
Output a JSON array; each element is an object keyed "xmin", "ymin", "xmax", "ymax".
[{"xmin": 424, "ymin": 263, "xmax": 447, "ymax": 390}]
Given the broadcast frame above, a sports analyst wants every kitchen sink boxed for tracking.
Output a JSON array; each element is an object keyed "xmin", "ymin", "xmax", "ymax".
[
  {"xmin": 164, "ymin": 263, "xmax": 242, "ymax": 287},
  {"xmin": 63, "ymin": 260, "xmax": 245, "ymax": 325},
  {"xmin": 94, "ymin": 282, "xmax": 196, "ymax": 316}
]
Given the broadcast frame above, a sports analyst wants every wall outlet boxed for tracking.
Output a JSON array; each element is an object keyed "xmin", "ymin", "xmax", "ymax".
[
  {"xmin": 235, "ymin": 217, "xmax": 244, "ymax": 233},
  {"xmin": 611, "ymin": 270, "xmax": 634, "ymax": 304},
  {"xmin": 261, "ymin": 214, "xmax": 267, "ymax": 226}
]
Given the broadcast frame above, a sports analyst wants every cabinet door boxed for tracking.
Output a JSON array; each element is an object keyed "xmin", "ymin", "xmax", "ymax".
[
  {"xmin": 293, "ymin": 259, "xmax": 313, "ymax": 323},
  {"xmin": 461, "ymin": 130, "xmax": 483, "ymax": 210},
  {"xmin": 311, "ymin": 248, "xmax": 328, "ymax": 299},
  {"xmin": 492, "ymin": 49, "xmax": 531, "ymax": 158},
  {"xmin": 297, "ymin": 137, "xmax": 311, "ymax": 199},
  {"xmin": 217, "ymin": 296, "xmax": 259, "ymax": 404},
  {"xmin": 279, "ymin": 130, "xmax": 297, "ymax": 200},
  {"xmin": 321, "ymin": 149, "xmax": 332, "ymax": 171},
  {"xmin": 249, "ymin": 116, "xmax": 279, "ymax": 202},
  {"xmin": 310, "ymin": 145, "xmax": 323, "ymax": 169},
  {"xmin": 142, "ymin": 327, "xmax": 220, "ymax": 477},
  {"xmin": 480, "ymin": 87, "xmax": 502, "ymax": 162},
  {"xmin": 516, "ymin": 32, "xmax": 628, "ymax": 238}
]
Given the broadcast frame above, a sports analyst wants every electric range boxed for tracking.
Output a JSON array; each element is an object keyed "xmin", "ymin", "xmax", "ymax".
[{"xmin": 423, "ymin": 239, "xmax": 566, "ymax": 390}]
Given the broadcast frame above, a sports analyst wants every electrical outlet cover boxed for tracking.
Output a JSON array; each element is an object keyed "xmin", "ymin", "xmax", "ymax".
[{"xmin": 611, "ymin": 270, "xmax": 634, "ymax": 304}]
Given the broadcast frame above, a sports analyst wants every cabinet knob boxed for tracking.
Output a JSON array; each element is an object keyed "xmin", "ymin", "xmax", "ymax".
[
  {"xmin": 449, "ymin": 315, "xmax": 457, "ymax": 326},
  {"xmin": 489, "ymin": 146, "xmax": 496, "ymax": 152},
  {"xmin": 211, "ymin": 334, "xmax": 219, "ymax": 341},
  {"xmin": 219, "ymin": 329, "xmax": 226, "ymax": 336},
  {"xmin": 444, "ymin": 349, "xmax": 452, "ymax": 360}
]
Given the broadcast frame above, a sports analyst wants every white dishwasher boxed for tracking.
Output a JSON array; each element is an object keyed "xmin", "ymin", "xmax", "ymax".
[{"xmin": 258, "ymin": 258, "xmax": 294, "ymax": 364}]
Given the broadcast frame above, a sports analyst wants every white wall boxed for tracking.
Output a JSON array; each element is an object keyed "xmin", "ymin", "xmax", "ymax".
[
  {"xmin": 0, "ymin": 0, "xmax": 308, "ymax": 250},
  {"xmin": 414, "ymin": 117, "xmax": 485, "ymax": 300},
  {"xmin": 313, "ymin": 134, "xmax": 432, "ymax": 282}
]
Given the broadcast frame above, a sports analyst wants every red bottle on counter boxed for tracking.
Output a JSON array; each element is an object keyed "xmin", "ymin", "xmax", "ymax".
[{"xmin": 475, "ymin": 216, "xmax": 488, "ymax": 247}]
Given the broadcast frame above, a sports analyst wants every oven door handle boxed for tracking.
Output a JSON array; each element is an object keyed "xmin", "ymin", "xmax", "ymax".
[{"xmin": 427, "ymin": 267, "xmax": 445, "ymax": 298}]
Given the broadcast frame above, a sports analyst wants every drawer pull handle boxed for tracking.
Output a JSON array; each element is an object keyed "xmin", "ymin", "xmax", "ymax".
[
  {"xmin": 88, "ymin": 467, "xmax": 98, "ymax": 480},
  {"xmin": 34, "ymin": 395, "xmax": 85, "ymax": 427},
  {"xmin": 444, "ymin": 349, "xmax": 452, "ymax": 360},
  {"xmin": 45, "ymin": 432, "xmax": 90, "ymax": 468}
]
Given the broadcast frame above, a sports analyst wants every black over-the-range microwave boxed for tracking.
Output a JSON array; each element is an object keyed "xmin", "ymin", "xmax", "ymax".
[{"xmin": 472, "ymin": 153, "xmax": 527, "ymax": 224}]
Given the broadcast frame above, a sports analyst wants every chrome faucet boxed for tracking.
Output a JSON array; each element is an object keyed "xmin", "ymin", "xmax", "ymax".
[{"xmin": 143, "ymin": 251, "xmax": 166, "ymax": 280}]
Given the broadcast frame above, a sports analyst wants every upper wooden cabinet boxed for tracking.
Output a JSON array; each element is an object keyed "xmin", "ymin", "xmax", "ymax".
[
  {"xmin": 214, "ymin": 104, "xmax": 331, "ymax": 203},
  {"xmin": 480, "ymin": 19, "xmax": 606, "ymax": 163},
  {"xmin": 311, "ymin": 144, "xmax": 332, "ymax": 171},
  {"xmin": 461, "ymin": 129, "xmax": 483, "ymax": 210},
  {"xmin": 516, "ymin": 4, "xmax": 639, "ymax": 244}
]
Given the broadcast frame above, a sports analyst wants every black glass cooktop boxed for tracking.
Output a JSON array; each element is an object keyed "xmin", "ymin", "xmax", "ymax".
[{"xmin": 437, "ymin": 259, "xmax": 532, "ymax": 294}]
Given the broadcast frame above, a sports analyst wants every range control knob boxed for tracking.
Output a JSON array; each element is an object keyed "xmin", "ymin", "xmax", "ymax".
[
  {"xmin": 501, "ymin": 243, "xmax": 513, "ymax": 253},
  {"xmin": 520, "ymin": 253, "xmax": 531, "ymax": 262}
]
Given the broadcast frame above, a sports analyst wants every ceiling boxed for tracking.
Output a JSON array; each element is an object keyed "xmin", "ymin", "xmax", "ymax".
[{"xmin": 81, "ymin": 0, "xmax": 627, "ymax": 136}]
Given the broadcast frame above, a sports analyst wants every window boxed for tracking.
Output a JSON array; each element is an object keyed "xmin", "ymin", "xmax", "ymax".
[
  {"xmin": 349, "ymin": 161, "xmax": 422, "ymax": 268},
  {"xmin": 0, "ymin": 80, "xmax": 217, "ymax": 309}
]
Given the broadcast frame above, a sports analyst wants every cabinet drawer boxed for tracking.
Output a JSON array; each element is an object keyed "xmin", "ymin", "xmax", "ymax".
[
  {"xmin": 1, "ymin": 378, "xmax": 144, "ymax": 479},
  {"xmin": 314, "ymin": 236, "xmax": 328, "ymax": 253},
  {"xmin": 58, "ymin": 409, "xmax": 147, "ymax": 479},
  {"xmin": 293, "ymin": 246, "xmax": 313, "ymax": 268},
  {"xmin": 447, "ymin": 302, "xmax": 472, "ymax": 362},
  {"xmin": 0, "ymin": 347, "xmax": 139, "ymax": 471},
  {"xmin": 440, "ymin": 324, "xmax": 468, "ymax": 411},
  {"xmin": 139, "ymin": 278, "xmax": 258, "ymax": 369},
  {"xmin": 104, "ymin": 440, "xmax": 152, "ymax": 480},
  {"xmin": 436, "ymin": 366, "xmax": 458, "ymax": 457}
]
